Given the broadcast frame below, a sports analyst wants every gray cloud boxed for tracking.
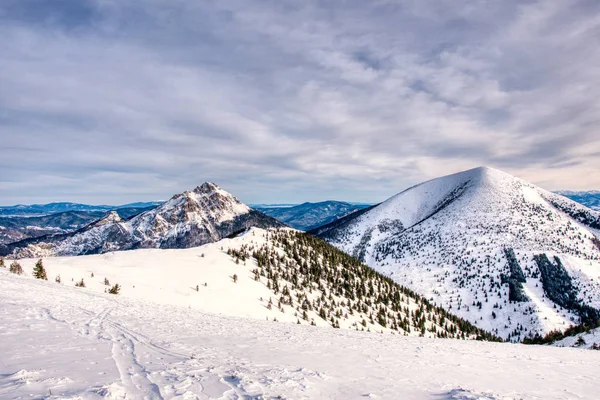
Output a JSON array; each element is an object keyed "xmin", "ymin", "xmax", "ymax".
[{"xmin": 1, "ymin": 0, "xmax": 599, "ymax": 205}]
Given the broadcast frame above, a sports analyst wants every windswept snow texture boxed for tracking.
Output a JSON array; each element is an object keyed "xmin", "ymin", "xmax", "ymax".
[
  {"xmin": 316, "ymin": 167, "xmax": 600, "ymax": 341},
  {"xmin": 3, "ymin": 183, "xmax": 283, "ymax": 258},
  {"xmin": 1, "ymin": 255, "xmax": 599, "ymax": 399}
]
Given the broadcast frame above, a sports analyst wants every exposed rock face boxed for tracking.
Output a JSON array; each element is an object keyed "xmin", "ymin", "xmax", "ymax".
[{"xmin": 2, "ymin": 183, "xmax": 284, "ymax": 258}]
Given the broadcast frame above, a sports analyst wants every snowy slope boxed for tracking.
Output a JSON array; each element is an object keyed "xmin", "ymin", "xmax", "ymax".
[
  {"xmin": 2, "ymin": 183, "xmax": 283, "ymax": 258},
  {"xmin": 314, "ymin": 167, "xmax": 600, "ymax": 341},
  {"xmin": 1, "ymin": 262, "xmax": 599, "ymax": 399},
  {"xmin": 1, "ymin": 228, "xmax": 493, "ymax": 339}
]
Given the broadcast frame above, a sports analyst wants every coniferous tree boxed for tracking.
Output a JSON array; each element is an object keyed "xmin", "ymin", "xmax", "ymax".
[
  {"xmin": 75, "ymin": 278, "xmax": 85, "ymax": 287},
  {"xmin": 0, "ymin": 257, "xmax": 4, "ymax": 267},
  {"xmin": 33, "ymin": 259, "xmax": 48, "ymax": 280},
  {"xmin": 108, "ymin": 283, "xmax": 121, "ymax": 294}
]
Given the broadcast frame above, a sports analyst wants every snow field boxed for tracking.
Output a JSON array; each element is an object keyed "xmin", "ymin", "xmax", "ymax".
[{"xmin": 1, "ymin": 266, "xmax": 600, "ymax": 399}]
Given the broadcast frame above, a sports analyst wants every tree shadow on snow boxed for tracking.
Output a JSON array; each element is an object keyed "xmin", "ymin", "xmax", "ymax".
[{"xmin": 432, "ymin": 388, "xmax": 499, "ymax": 400}]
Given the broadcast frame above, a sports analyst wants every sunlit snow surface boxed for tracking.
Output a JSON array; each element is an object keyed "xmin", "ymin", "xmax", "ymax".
[
  {"xmin": 1, "ymin": 245, "xmax": 599, "ymax": 399},
  {"xmin": 2, "ymin": 274, "xmax": 599, "ymax": 400}
]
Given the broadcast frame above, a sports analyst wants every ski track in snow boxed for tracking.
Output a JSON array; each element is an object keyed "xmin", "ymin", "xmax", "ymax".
[
  {"xmin": 77, "ymin": 306, "xmax": 165, "ymax": 399},
  {"xmin": 1, "ymin": 269, "xmax": 600, "ymax": 399}
]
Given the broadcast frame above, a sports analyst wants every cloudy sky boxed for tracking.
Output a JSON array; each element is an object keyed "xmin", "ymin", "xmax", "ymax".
[{"xmin": 1, "ymin": 0, "xmax": 599, "ymax": 205}]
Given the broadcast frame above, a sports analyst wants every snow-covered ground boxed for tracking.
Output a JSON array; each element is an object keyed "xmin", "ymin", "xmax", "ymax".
[
  {"xmin": 2, "ymin": 266, "xmax": 600, "ymax": 400},
  {"xmin": 5, "ymin": 229, "xmax": 285, "ymax": 322}
]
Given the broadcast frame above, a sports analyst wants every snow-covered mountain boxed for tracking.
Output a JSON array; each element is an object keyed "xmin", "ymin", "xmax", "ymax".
[
  {"xmin": 555, "ymin": 190, "xmax": 600, "ymax": 211},
  {"xmin": 254, "ymin": 201, "xmax": 372, "ymax": 230},
  {"xmin": 313, "ymin": 166, "xmax": 600, "ymax": 341},
  {"xmin": 1, "ymin": 183, "xmax": 283, "ymax": 258}
]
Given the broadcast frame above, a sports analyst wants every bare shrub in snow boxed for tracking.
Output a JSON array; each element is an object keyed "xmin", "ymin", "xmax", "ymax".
[{"xmin": 9, "ymin": 261, "xmax": 23, "ymax": 275}]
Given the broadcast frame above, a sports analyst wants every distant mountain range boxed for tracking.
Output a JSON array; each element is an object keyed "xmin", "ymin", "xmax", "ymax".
[
  {"xmin": 0, "ymin": 199, "xmax": 373, "ymax": 246},
  {"xmin": 312, "ymin": 166, "xmax": 600, "ymax": 341},
  {"xmin": 1, "ymin": 183, "xmax": 282, "ymax": 258},
  {"xmin": 555, "ymin": 191, "xmax": 600, "ymax": 210},
  {"xmin": 253, "ymin": 201, "xmax": 372, "ymax": 231},
  {"xmin": 0, "ymin": 207, "xmax": 156, "ymax": 245},
  {"xmin": 0, "ymin": 201, "xmax": 163, "ymax": 217},
  {"xmin": 2, "ymin": 190, "xmax": 596, "ymax": 242}
]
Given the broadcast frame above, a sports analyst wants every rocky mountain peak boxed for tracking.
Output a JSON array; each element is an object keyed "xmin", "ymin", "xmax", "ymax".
[
  {"xmin": 194, "ymin": 182, "xmax": 220, "ymax": 195},
  {"xmin": 91, "ymin": 211, "xmax": 122, "ymax": 227}
]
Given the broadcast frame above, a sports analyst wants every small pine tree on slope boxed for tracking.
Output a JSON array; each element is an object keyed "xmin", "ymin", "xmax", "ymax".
[
  {"xmin": 33, "ymin": 259, "xmax": 48, "ymax": 280},
  {"xmin": 108, "ymin": 284, "xmax": 120, "ymax": 295}
]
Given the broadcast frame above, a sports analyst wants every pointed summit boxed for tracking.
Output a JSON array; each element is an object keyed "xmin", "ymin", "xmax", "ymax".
[
  {"xmin": 194, "ymin": 182, "xmax": 220, "ymax": 194},
  {"xmin": 469, "ymin": 165, "xmax": 497, "ymax": 172},
  {"xmin": 98, "ymin": 210, "xmax": 122, "ymax": 224},
  {"xmin": 86, "ymin": 210, "xmax": 123, "ymax": 229}
]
